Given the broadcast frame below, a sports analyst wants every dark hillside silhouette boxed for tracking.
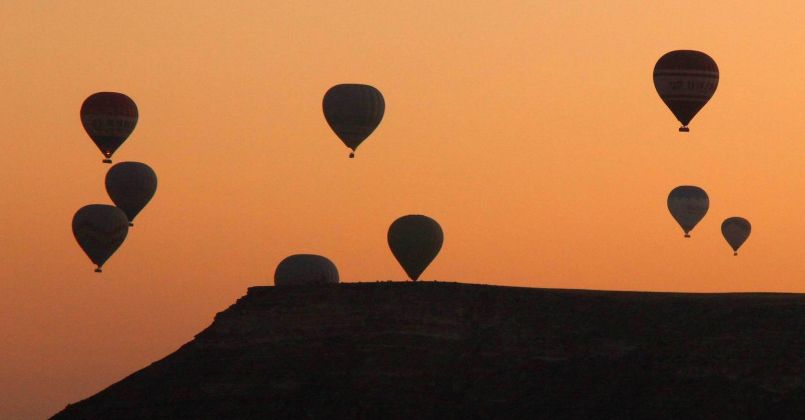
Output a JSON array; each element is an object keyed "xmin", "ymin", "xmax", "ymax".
[{"xmin": 53, "ymin": 283, "xmax": 805, "ymax": 419}]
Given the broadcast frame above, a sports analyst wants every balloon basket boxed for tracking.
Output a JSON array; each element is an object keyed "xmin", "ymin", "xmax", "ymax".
[
  {"xmin": 679, "ymin": 126, "xmax": 690, "ymax": 132},
  {"xmin": 684, "ymin": 233, "xmax": 691, "ymax": 238},
  {"xmin": 349, "ymin": 152, "xmax": 355, "ymax": 158},
  {"xmin": 94, "ymin": 267, "xmax": 103, "ymax": 273},
  {"xmin": 103, "ymin": 159, "xmax": 112, "ymax": 164},
  {"xmin": 734, "ymin": 252, "xmax": 738, "ymax": 256},
  {"xmin": 129, "ymin": 222, "xmax": 134, "ymax": 227}
]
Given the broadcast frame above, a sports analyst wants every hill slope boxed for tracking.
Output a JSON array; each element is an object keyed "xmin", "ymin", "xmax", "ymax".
[{"xmin": 53, "ymin": 282, "xmax": 805, "ymax": 419}]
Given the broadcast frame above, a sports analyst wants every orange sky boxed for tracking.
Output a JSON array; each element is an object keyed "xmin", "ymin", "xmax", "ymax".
[{"xmin": 1, "ymin": 1, "xmax": 804, "ymax": 418}]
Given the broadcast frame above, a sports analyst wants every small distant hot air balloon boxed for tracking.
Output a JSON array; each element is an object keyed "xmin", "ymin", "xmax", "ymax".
[
  {"xmin": 653, "ymin": 50, "xmax": 719, "ymax": 132},
  {"xmin": 105, "ymin": 162, "xmax": 158, "ymax": 227},
  {"xmin": 72, "ymin": 205, "xmax": 129, "ymax": 272},
  {"xmin": 388, "ymin": 215, "xmax": 443, "ymax": 281},
  {"xmin": 721, "ymin": 217, "xmax": 751, "ymax": 256},
  {"xmin": 274, "ymin": 254, "xmax": 339, "ymax": 286},
  {"xmin": 667, "ymin": 186, "xmax": 709, "ymax": 238},
  {"xmin": 323, "ymin": 84, "xmax": 384, "ymax": 158},
  {"xmin": 80, "ymin": 92, "xmax": 138, "ymax": 163}
]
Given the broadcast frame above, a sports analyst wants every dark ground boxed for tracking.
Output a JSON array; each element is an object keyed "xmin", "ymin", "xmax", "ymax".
[{"xmin": 53, "ymin": 282, "xmax": 805, "ymax": 419}]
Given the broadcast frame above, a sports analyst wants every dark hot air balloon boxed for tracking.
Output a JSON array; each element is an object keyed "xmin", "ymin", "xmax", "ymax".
[
  {"xmin": 274, "ymin": 254, "xmax": 340, "ymax": 286},
  {"xmin": 105, "ymin": 162, "xmax": 157, "ymax": 226},
  {"xmin": 72, "ymin": 205, "xmax": 129, "ymax": 272},
  {"xmin": 667, "ymin": 186, "xmax": 709, "ymax": 237},
  {"xmin": 323, "ymin": 84, "xmax": 384, "ymax": 158},
  {"xmin": 653, "ymin": 50, "xmax": 718, "ymax": 132},
  {"xmin": 388, "ymin": 215, "xmax": 443, "ymax": 281},
  {"xmin": 80, "ymin": 92, "xmax": 138, "ymax": 163},
  {"xmin": 721, "ymin": 217, "xmax": 751, "ymax": 256}
]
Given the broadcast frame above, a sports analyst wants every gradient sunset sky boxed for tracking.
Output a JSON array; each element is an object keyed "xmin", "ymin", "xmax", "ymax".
[{"xmin": 1, "ymin": 1, "xmax": 804, "ymax": 418}]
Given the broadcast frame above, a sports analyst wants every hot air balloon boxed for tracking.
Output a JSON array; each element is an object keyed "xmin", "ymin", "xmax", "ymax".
[
  {"xmin": 323, "ymin": 84, "xmax": 384, "ymax": 158},
  {"xmin": 80, "ymin": 92, "xmax": 138, "ymax": 163},
  {"xmin": 105, "ymin": 162, "xmax": 157, "ymax": 227},
  {"xmin": 72, "ymin": 204, "xmax": 129, "ymax": 272},
  {"xmin": 388, "ymin": 215, "xmax": 443, "ymax": 281},
  {"xmin": 274, "ymin": 254, "xmax": 339, "ymax": 286},
  {"xmin": 721, "ymin": 217, "xmax": 751, "ymax": 256},
  {"xmin": 653, "ymin": 50, "xmax": 719, "ymax": 132},
  {"xmin": 667, "ymin": 186, "xmax": 709, "ymax": 238}
]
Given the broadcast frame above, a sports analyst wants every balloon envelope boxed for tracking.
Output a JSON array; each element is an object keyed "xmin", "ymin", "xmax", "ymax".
[
  {"xmin": 667, "ymin": 186, "xmax": 709, "ymax": 237},
  {"xmin": 80, "ymin": 92, "xmax": 138, "ymax": 163},
  {"xmin": 721, "ymin": 217, "xmax": 751, "ymax": 256},
  {"xmin": 653, "ymin": 50, "xmax": 718, "ymax": 131},
  {"xmin": 72, "ymin": 204, "xmax": 129, "ymax": 272},
  {"xmin": 388, "ymin": 215, "xmax": 443, "ymax": 281},
  {"xmin": 274, "ymin": 254, "xmax": 339, "ymax": 286},
  {"xmin": 105, "ymin": 162, "xmax": 158, "ymax": 226},
  {"xmin": 322, "ymin": 84, "xmax": 384, "ymax": 157}
]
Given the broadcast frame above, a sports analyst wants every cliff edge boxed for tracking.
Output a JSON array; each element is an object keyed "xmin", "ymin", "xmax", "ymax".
[{"xmin": 53, "ymin": 282, "xmax": 805, "ymax": 419}]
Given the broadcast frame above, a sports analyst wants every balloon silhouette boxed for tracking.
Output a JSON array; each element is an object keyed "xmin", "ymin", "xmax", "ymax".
[
  {"xmin": 653, "ymin": 50, "xmax": 719, "ymax": 132},
  {"xmin": 388, "ymin": 215, "xmax": 443, "ymax": 281},
  {"xmin": 274, "ymin": 254, "xmax": 339, "ymax": 286},
  {"xmin": 80, "ymin": 92, "xmax": 138, "ymax": 163},
  {"xmin": 721, "ymin": 217, "xmax": 751, "ymax": 256},
  {"xmin": 323, "ymin": 84, "xmax": 384, "ymax": 158},
  {"xmin": 667, "ymin": 186, "xmax": 709, "ymax": 238},
  {"xmin": 105, "ymin": 162, "xmax": 158, "ymax": 226},
  {"xmin": 72, "ymin": 205, "xmax": 129, "ymax": 272}
]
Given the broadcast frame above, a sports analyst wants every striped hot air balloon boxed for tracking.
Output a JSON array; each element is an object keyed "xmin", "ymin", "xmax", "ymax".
[
  {"xmin": 80, "ymin": 92, "xmax": 138, "ymax": 163},
  {"xmin": 653, "ymin": 50, "xmax": 719, "ymax": 132}
]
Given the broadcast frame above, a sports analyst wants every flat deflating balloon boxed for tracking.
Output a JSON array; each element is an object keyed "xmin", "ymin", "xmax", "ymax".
[
  {"xmin": 667, "ymin": 186, "xmax": 709, "ymax": 237},
  {"xmin": 274, "ymin": 254, "xmax": 340, "ymax": 286},
  {"xmin": 387, "ymin": 215, "xmax": 443, "ymax": 281},
  {"xmin": 105, "ymin": 162, "xmax": 158, "ymax": 226},
  {"xmin": 322, "ymin": 84, "xmax": 384, "ymax": 157},
  {"xmin": 653, "ymin": 50, "xmax": 718, "ymax": 132},
  {"xmin": 721, "ymin": 217, "xmax": 751, "ymax": 256},
  {"xmin": 80, "ymin": 92, "xmax": 138, "ymax": 163},
  {"xmin": 72, "ymin": 205, "xmax": 129, "ymax": 272}
]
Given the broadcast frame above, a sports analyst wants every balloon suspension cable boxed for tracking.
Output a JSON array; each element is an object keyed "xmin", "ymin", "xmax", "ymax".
[
  {"xmin": 349, "ymin": 152, "xmax": 355, "ymax": 158},
  {"xmin": 684, "ymin": 233, "xmax": 691, "ymax": 238},
  {"xmin": 95, "ymin": 266, "xmax": 103, "ymax": 273},
  {"xmin": 679, "ymin": 126, "xmax": 690, "ymax": 132},
  {"xmin": 103, "ymin": 158, "xmax": 112, "ymax": 164}
]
